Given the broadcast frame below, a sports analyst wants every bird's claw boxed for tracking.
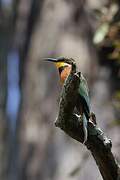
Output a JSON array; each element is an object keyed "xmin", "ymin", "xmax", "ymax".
[
  {"xmin": 74, "ymin": 114, "xmax": 83, "ymax": 125},
  {"xmin": 89, "ymin": 112, "xmax": 97, "ymax": 125}
]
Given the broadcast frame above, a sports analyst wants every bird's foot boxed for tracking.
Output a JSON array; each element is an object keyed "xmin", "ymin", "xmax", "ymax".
[
  {"xmin": 74, "ymin": 114, "xmax": 82, "ymax": 125},
  {"xmin": 74, "ymin": 113, "xmax": 87, "ymax": 144},
  {"xmin": 89, "ymin": 112, "xmax": 97, "ymax": 125}
]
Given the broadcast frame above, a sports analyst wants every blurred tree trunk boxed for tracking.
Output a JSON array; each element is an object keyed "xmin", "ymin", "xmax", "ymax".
[
  {"xmin": 0, "ymin": 1, "xmax": 21, "ymax": 179},
  {"xmin": 16, "ymin": 1, "xmax": 58, "ymax": 180},
  {"xmin": 0, "ymin": 31, "xmax": 9, "ymax": 180}
]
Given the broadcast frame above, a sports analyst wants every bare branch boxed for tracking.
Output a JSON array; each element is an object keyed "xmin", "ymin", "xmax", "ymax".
[{"xmin": 55, "ymin": 71, "xmax": 120, "ymax": 180}]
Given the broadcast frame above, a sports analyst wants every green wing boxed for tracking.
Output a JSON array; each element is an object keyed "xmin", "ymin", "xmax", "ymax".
[
  {"xmin": 79, "ymin": 73, "xmax": 90, "ymax": 109},
  {"xmin": 79, "ymin": 73, "xmax": 90, "ymax": 143},
  {"xmin": 75, "ymin": 72, "xmax": 90, "ymax": 143},
  {"xmin": 77, "ymin": 73, "xmax": 90, "ymax": 120}
]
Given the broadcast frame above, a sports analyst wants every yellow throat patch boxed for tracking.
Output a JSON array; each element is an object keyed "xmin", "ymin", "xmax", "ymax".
[
  {"xmin": 54, "ymin": 62, "xmax": 70, "ymax": 69},
  {"xmin": 54, "ymin": 62, "xmax": 65, "ymax": 69}
]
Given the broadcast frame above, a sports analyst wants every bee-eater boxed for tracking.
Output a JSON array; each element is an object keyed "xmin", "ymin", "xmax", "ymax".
[{"xmin": 45, "ymin": 57, "xmax": 90, "ymax": 143}]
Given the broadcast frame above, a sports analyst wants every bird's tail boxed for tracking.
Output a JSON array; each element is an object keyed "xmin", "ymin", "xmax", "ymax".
[{"xmin": 82, "ymin": 114, "xmax": 88, "ymax": 144}]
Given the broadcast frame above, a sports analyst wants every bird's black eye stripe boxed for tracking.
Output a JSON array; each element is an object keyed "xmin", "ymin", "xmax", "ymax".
[
  {"xmin": 58, "ymin": 66, "xmax": 68, "ymax": 74},
  {"xmin": 58, "ymin": 66, "xmax": 64, "ymax": 74}
]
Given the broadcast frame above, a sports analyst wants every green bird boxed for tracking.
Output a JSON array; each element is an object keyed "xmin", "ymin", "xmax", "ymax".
[{"xmin": 45, "ymin": 57, "xmax": 90, "ymax": 143}]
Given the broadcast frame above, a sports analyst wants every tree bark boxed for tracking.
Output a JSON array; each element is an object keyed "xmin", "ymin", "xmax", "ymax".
[{"xmin": 55, "ymin": 70, "xmax": 120, "ymax": 180}]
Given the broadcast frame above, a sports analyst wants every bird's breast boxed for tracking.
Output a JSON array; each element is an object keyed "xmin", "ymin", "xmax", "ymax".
[{"xmin": 60, "ymin": 66, "xmax": 71, "ymax": 84}]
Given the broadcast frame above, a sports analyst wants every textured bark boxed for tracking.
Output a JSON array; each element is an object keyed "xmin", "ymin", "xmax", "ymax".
[{"xmin": 55, "ymin": 70, "xmax": 120, "ymax": 180}]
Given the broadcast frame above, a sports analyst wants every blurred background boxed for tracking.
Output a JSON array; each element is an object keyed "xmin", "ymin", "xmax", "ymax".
[{"xmin": 0, "ymin": 0, "xmax": 120, "ymax": 180}]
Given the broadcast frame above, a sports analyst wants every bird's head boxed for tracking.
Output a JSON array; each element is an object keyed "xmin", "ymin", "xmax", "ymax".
[{"xmin": 44, "ymin": 57, "xmax": 76, "ymax": 84}]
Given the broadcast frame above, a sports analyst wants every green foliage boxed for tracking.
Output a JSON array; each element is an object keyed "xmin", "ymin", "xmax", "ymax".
[{"xmin": 93, "ymin": 2, "xmax": 120, "ymax": 126}]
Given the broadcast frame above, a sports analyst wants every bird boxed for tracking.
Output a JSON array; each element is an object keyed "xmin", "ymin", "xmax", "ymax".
[{"xmin": 44, "ymin": 57, "xmax": 90, "ymax": 143}]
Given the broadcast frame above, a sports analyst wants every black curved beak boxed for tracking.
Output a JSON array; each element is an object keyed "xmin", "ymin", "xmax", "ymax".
[
  {"xmin": 44, "ymin": 57, "xmax": 65, "ymax": 62},
  {"xmin": 43, "ymin": 58, "xmax": 58, "ymax": 62}
]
